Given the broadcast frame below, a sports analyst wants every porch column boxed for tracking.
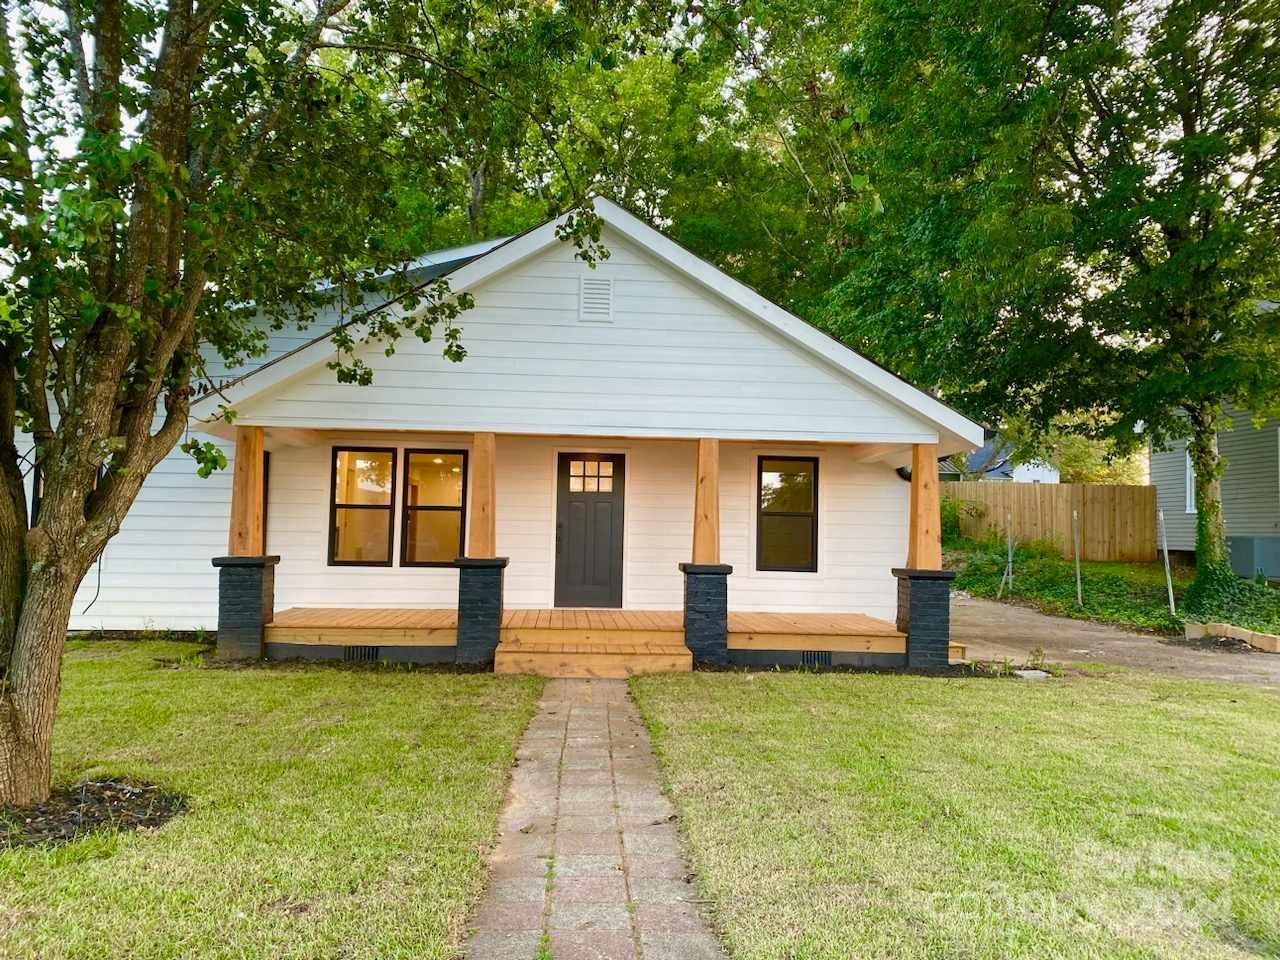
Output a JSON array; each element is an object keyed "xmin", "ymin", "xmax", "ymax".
[
  {"xmin": 681, "ymin": 438, "xmax": 731, "ymax": 666},
  {"xmin": 894, "ymin": 442, "xmax": 955, "ymax": 670},
  {"xmin": 468, "ymin": 431, "xmax": 497, "ymax": 559},
  {"xmin": 456, "ymin": 432, "xmax": 507, "ymax": 665},
  {"xmin": 214, "ymin": 426, "xmax": 277, "ymax": 659}
]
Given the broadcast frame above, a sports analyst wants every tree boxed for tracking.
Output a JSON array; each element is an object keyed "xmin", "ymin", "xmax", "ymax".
[
  {"xmin": 829, "ymin": 0, "xmax": 1280, "ymax": 595},
  {"xmin": 0, "ymin": 0, "xmax": 633, "ymax": 805}
]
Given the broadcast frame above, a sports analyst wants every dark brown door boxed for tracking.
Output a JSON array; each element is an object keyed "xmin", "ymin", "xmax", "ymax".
[{"xmin": 555, "ymin": 453, "xmax": 625, "ymax": 607}]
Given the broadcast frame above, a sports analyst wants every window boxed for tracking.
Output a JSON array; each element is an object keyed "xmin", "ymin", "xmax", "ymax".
[
  {"xmin": 329, "ymin": 447, "xmax": 396, "ymax": 565},
  {"xmin": 1185, "ymin": 451, "xmax": 1196, "ymax": 514},
  {"xmin": 757, "ymin": 456, "xmax": 818, "ymax": 572},
  {"xmin": 568, "ymin": 458, "xmax": 614, "ymax": 493},
  {"xmin": 401, "ymin": 450, "xmax": 468, "ymax": 565}
]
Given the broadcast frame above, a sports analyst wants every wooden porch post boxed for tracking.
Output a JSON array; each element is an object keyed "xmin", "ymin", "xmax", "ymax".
[
  {"xmin": 468, "ymin": 431, "xmax": 497, "ymax": 559},
  {"xmin": 907, "ymin": 442, "xmax": 942, "ymax": 569},
  {"xmin": 228, "ymin": 426, "xmax": 266, "ymax": 556},
  {"xmin": 692, "ymin": 438, "xmax": 720, "ymax": 564}
]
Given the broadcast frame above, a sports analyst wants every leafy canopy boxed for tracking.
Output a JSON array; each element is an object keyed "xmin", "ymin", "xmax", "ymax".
[{"xmin": 825, "ymin": 0, "xmax": 1280, "ymax": 454}]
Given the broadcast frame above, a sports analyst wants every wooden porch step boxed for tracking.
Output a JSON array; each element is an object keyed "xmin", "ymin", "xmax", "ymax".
[{"xmin": 495, "ymin": 625, "xmax": 690, "ymax": 678}]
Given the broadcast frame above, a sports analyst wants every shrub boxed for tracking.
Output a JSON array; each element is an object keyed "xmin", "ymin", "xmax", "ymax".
[{"xmin": 941, "ymin": 496, "xmax": 984, "ymax": 544}]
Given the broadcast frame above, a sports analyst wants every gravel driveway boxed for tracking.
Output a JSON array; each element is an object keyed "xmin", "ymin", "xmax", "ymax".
[{"xmin": 953, "ymin": 595, "xmax": 1280, "ymax": 688}]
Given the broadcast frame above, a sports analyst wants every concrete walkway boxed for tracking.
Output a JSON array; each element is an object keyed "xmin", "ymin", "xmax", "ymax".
[
  {"xmin": 465, "ymin": 679, "xmax": 724, "ymax": 960},
  {"xmin": 954, "ymin": 596, "xmax": 1280, "ymax": 687}
]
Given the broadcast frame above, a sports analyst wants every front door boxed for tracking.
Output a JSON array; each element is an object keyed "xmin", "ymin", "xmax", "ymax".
[{"xmin": 555, "ymin": 453, "xmax": 625, "ymax": 607}]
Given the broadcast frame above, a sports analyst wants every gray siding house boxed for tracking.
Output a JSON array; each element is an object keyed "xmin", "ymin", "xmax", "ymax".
[{"xmin": 1151, "ymin": 408, "xmax": 1280, "ymax": 577}]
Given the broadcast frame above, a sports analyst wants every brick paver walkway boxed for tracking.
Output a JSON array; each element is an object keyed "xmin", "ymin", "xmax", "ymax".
[{"xmin": 464, "ymin": 678, "xmax": 725, "ymax": 960}]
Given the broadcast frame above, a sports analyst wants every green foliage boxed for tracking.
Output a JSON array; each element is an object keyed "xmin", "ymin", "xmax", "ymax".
[
  {"xmin": 940, "ymin": 495, "xmax": 984, "ymax": 544},
  {"xmin": 1183, "ymin": 562, "xmax": 1280, "ymax": 635},
  {"xmin": 823, "ymin": 0, "xmax": 1280, "ymax": 574},
  {"xmin": 179, "ymin": 439, "xmax": 227, "ymax": 479},
  {"xmin": 951, "ymin": 540, "xmax": 1189, "ymax": 633},
  {"xmin": 1051, "ymin": 434, "xmax": 1148, "ymax": 485}
]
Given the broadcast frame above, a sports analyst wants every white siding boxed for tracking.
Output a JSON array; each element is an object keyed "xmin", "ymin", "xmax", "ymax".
[
  {"xmin": 721, "ymin": 443, "xmax": 907, "ymax": 618},
  {"xmin": 1151, "ymin": 410, "xmax": 1280, "ymax": 551},
  {"xmin": 1009, "ymin": 461, "xmax": 1060, "ymax": 483},
  {"xmin": 231, "ymin": 228, "xmax": 940, "ymax": 445},
  {"xmin": 70, "ymin": 433, "xmax": 909, "ymax": 629},
  {"xmin": 68, "ymin": 437, "xmax": 234, "ymax": 631}
]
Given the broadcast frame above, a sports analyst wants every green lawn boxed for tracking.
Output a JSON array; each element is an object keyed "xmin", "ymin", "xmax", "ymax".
[
  {"xmin": 0, "ymin": 641, "xmax": 542, "ymax": 960},
  {"xmin": 949, "ymin": 538, "xmax": 1196, "ymax": 633},
  {"xmin": 632, "ymin": 670, "xmax": 1280, "ymax": 960}
]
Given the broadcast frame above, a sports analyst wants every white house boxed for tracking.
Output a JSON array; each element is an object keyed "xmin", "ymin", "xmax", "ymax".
[{"xmin": 70, "ymin": 199, "xmax": 983, "ymax": 676}]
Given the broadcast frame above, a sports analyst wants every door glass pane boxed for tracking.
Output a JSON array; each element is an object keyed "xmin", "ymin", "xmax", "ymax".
[
  {"xmin": 334, "ymin": 450, "xmax": 393, "ymax": 505},
  {"xmin": 570, "ymin": 460, "xmax": 585, "ymax": 476},
  {"xmin": 599, "ymin": 477, "xmax": 613, "ymax": 492},
  {"xmin": 406, "ymin": 453, "xmax": 464, "ymax": 507},
  {"xmin": 332, "ymin": 507, "xmax": 391, "ymax": 562},
  {"xmin": 569, "ymin": 476, "xmax": 583, "ymax": 492},
  {"xmin": 599, "ymin": 461, "xmax": 613, "ymax": 476},
  {"xmin": 759, "ymin": 515, "xmax": 815, "ymax": 570},
  {"xmin": 760, "ymin": 459, "xmax": 814, "ymax": 513},
  {"xmin": 585, "ymin": 461, "xmax": 598, "ymax": 476},
  {"xmin": 405, "ymin": 511, "xmax": 462, "ymax": 563}
]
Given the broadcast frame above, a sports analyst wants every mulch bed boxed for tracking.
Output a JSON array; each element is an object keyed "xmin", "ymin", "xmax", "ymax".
[{"xmin": 1, "ymin": 779, "xmax": 186, "ymax": 849}]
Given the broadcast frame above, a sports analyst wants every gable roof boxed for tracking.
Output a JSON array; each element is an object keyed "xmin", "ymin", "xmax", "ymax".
[{"xmin": 192, "ymin": 198, "xmax": 983, "ymax": 453}]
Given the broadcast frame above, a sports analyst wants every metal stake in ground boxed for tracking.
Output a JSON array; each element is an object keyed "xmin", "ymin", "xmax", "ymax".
[
  {"xmin": 1158, "ymin": 507, "xmax": 1176, "ymax": 616},
  {"xmin": 1072, "ymin": 508, "xmax": 1083, "ymax": 607},
  {"xmin": 996, "ymin": 511, "xmax": 1014, "ymax": 599}
]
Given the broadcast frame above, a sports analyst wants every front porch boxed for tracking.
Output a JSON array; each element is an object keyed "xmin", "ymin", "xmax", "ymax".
[
  {"xmin": 212, "ymin": 427, "xmax": 962, "ymax": 673},
  {"xmin": 262, "ymin": 606, "xmax": 967, "ymax": 677}
]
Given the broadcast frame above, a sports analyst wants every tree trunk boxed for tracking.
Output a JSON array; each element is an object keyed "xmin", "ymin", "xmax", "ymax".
[
  {"xmin": 1186, "ymin": 408, "xmax": 1231, "ymax": 582},
  {"xmin": 467, "ymin": 158, "xmax": 486, "ymax": 240},
  {"xmin": 0, "ymin": 564, "xmax": 81, "ymax": 806}
]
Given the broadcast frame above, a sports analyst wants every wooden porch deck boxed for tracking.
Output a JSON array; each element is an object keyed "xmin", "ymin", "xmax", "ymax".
[{"xmin": 264, "ymin": 607, "xmax": 964, "ymax": 676}]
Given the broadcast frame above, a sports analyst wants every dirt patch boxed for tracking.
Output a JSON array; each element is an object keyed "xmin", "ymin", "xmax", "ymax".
[
  {"xmin": 1, "ymin": 779, "xmax": 186, "ymax": 848},
  {"xmin": 1160, "ymin": 633, "xmax": 1256, "ymax": 655}
]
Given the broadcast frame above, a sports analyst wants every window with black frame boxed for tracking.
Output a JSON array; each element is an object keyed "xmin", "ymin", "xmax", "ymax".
[
  {"xmin": 329, "ymin": 447, "xmax": 396, "ymax": 565},
  {"xmin": 401, "ymin": 450, "xmax": 468, "ymax": 565},
  {"xmin": 757, "ymin": 456, "xmax": 818, "ymax": 572}
]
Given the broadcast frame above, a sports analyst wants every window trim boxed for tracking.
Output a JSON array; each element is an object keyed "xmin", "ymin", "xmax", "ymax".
[
  {"xmin": 755, "ymin": 455, "xmax": 819, "ymax": 573},
  {"xmin": 1185, "ymin": 450, "xmax": 1196, "ymax": 514},
  {"xmin": 400, "ymin": 448, "xmax": 469, "ymax": 567},
  {"xmin": 328, "ymin": 445, "xmax": 398, "ymax": 567}
]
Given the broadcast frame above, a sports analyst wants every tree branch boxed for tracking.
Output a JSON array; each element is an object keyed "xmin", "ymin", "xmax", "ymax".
[
  {"xmin": 58, "ymin": 1, "xmax": 92, "ymax": 116},
  {"xmin": 217, "ymin": 0, "xmax": 355, "ymax": 192}
]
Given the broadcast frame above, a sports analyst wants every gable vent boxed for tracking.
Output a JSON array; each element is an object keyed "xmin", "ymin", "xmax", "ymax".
[{"xmin": 579, "ymin": 276, "xmax": 614, "ymax": 323}]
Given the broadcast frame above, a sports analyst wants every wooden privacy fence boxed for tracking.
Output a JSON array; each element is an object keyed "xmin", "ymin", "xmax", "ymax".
[{"xmin": 942, "ymin": 482, "xmax": 1157, "ymax": 562}]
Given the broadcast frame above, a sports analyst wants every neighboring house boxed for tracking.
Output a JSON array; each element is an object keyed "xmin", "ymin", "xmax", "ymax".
[
  {"xmin": 68, "ymin": 198, "xmax": 983, "ymax": 675},
  {"xmin": 939, "ymin": 436, "xmax": 1060, "ymax": 483},
  {"xmin": 1150, "ymin": 408, "xmax": 1280, "ymax": 578}
]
